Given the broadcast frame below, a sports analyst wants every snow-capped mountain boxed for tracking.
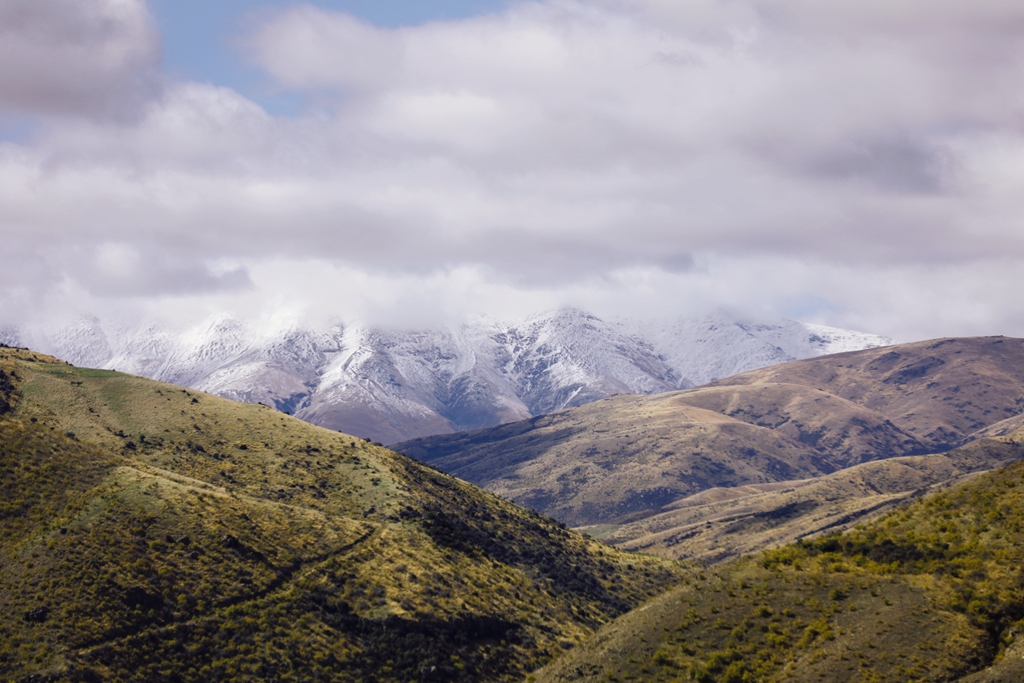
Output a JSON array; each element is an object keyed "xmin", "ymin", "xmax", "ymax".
[{"xmin": 3, "ymin": 309, "xmax": 892, "ymax": 444}]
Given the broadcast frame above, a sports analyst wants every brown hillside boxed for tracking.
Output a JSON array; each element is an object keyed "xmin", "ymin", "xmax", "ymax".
[
  {"xmin": 712, "ymin": 336, "xmax": 1024, "ymax": 447},
  {"xmin": 591, "ymin": 434, "xmax": 1024, "ymax": 563},
  {"xmin": 671, "ymin": 382, "xmax": 930, "ymax": 467},
  {"xmin": 398, "ymin": 337, "xmax": 1024, "ymax": 531},
  {"xmin": 400, "ymin": 393, "xmax": 837, "ymax": 527}
]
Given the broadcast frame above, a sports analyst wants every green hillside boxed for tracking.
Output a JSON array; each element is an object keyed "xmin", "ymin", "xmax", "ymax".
[
  {"xmin": 536, "ymin": 456, "xmax": 1024, "ymax": 682},
  {"xmin": 0, "ymin": 346, "xmax": 687, "ymax": 682}
]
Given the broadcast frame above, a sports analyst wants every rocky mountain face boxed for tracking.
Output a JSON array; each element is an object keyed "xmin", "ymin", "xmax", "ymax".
[{"xmin": 4, "ymin": 309, "xmax": 891, "ymax": 443}]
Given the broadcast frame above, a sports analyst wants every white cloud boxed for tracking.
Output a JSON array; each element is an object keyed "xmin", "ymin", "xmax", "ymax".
[
  {"xmin": 244, "ymin": 8, "xmax": 403, "ymax": 91},
  {"xmin": 1, "ymin": 0, "xmax": 1024, "ymax": 340}
]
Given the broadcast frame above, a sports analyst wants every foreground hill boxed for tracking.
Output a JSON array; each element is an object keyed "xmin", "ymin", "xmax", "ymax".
[
  {"xmin": 0, "ymin": 346, "xmax": 686, "ymax": 683},
  {"xmin": 3, "ymin": 309, "xmax": 889, "ymax": 443},
  {"xmin": 536, "ymin": 451, "xmax": 1024, "ymax": 682},
  {"xmin": 397, "ymin": 337, "xmax": 1024, "ymax": 544}
]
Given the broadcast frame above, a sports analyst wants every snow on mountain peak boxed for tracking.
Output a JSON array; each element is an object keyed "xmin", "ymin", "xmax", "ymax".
[{"xmin": 12, "ymin": 308, "xmax": 893, "ymax": 443}]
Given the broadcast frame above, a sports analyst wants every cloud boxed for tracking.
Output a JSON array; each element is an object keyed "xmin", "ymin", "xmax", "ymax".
[
  {"xmin": 243, "ymin": 8, "xmax": 403, "ymax": 91},
  {"xmin": 1, "ymin": 0, "xmax": 1024, "ymax": 340},
  {"xmin": 0, "ymin": 0, "xmax": 161, "ymax": 118}
]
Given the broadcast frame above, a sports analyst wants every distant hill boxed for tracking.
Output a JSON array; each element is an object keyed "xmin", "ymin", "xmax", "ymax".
[
  {"xmin": 534, "ymin": 452, "xmax": 1024, "ymax": 682},
  {"xmin": 396, "ymin": 337, "xmax": 1024, "ymax": 548},
  {"xmin": 3, "ymin": 309, "xmax": 890, "ymax": 443},
  {"xmin": 595, "ymin": 436, "xmax": 1024, "ymax": 563},
  {"xmin": 707, "ymin": 336, "xmax": 1024, "ymax": 448},
  {"xmin": 0, "ymin": 346, "xmax": 686, "ymax": 683}
]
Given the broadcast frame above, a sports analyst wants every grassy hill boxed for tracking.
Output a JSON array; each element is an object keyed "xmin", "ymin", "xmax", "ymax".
[
  {"xmin": 398, "ymin": 395, "xmax": 839, "ymax": 527},
  {"xmin": 0, "ymin": 346, "xmax": 688, "ymax": 683},
  {"xmin": 396, "ymin": 337, "xmax": 1024, "ymax": 550},
  {"xmin": 535, "ymin": 456, "xmax": 1024, "ymax": 682}
]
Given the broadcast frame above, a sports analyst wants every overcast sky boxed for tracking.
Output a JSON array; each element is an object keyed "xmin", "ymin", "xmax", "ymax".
[{"xmin": 1, "ymin": 0, "xmax": 1023, "ymax": 340}]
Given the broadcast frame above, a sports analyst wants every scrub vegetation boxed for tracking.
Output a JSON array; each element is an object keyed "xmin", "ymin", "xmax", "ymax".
[
  {"xmin": 0, "ymin": 346, "xmax": 688, "ymax": 682},
  {"xmin": 536, "ymin": 457, "xmax": 1024, "ymax": 682}
]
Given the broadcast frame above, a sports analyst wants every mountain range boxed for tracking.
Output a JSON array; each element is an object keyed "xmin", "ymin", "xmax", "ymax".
[
  {"xmin": 0, "ymin": 309, "xmax": 890, "ymax": 443},
  {"xmin": 397, "ymin": 336, "xmax": 1024, "ymax": 558},
  {"xmin": 7, "ymin": 337, "xmax": 1024, "ymax": 682}
]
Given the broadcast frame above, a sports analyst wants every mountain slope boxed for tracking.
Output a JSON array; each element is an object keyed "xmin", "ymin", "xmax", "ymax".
[
  {"xmin": 712, "ymin": 336, "xmax": 1024, "ymax": 447},
  {"xmin": 397, "ymin": 393, "xmax": 840, "ymax": 527},
  {"xmin": 7, "ymin": 309, "xmax": 891, "ymax": 443},
  {"xmin": 397, "ymin": 337, "xmax": 1024, "ymax": 533},
  {"xmin": 592, "ymin": 436, "xmax": 1024, "ymax": 563},
  {"xmin": 0, "ymin": 346, "xmax": 687, "ymax": 683},
  {"xmin": 535, "ymin": 449, "xmax": 1024, "ymax": 682},
  {"xmin": 670, "ymin": 382, "xmax": 931, "ymax": 468}
]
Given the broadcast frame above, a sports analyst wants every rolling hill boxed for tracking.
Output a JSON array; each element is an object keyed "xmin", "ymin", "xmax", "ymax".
[
  {"xmin": 534, "ymin": 448, "xmax": 1024, "ymax": 682},
  {"xmin": 396, "ymin": 393, "xmax": 841, "ymax": 527},
  {"xmin": 396, "ymin": 337, "xmax": 1024, "ymax": 556},
  {"xmin": 707, "ymin": 336, "xmax": 1024, "ymax": 448},
  {"xmin": 0, "ymin": 345, "xmax": 687, "ymax": 683},
  {"xmin": 591, "ymin": 436, "xmax": 1024, "ymax": 563}
]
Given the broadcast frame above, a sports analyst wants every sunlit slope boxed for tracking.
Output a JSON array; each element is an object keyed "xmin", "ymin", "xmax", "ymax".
[
  {"xmin": 711, "ymin": 336, "xmax": 1024, "ymax": 448},
  {"xmin": 399, "ymin": 394, "xmax": 838, "ymax": 526},
  {"xmin": 397, "ymin": 337, "xmax": 1024, "ymax": 533},
  {"xmin": 669, "ymin": 382, "xmax": 930, "ymax": 467},
  {"xmin": 0, "ymin": 347, "xmax": 687, "ymax": 683},
  {"xmin": 536, "ymin": 458, "xmax": 1024, "ymax": 682}
]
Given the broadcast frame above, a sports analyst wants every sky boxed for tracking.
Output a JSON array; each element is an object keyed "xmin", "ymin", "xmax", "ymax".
[{"xmin": 1, "ymin": 0, "xmax": 1024, "ymax": 340}]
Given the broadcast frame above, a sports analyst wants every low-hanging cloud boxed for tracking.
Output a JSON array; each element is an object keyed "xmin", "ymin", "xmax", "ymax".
[{"xmin": 1, "ymin": 0, "xmax": 1023, "ymax": 340}]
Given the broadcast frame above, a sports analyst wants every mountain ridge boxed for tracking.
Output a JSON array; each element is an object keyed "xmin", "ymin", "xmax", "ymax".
[
  {"xmin": 397, "ymin": 336, "xmax": 1024, "ymax": 540},
  {"xmin": 1, "ymin": 309, "xmax": 891, "ymax": 443}
]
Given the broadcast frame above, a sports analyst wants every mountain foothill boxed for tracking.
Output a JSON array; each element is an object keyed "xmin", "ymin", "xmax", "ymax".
[
  {"xmin": 6, "ymin": 333, "xmax": 1024, "ymax": 682},
  {"xmin": 397, "ymin": 337, "xmax": 1024, "ymax": 560}
]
